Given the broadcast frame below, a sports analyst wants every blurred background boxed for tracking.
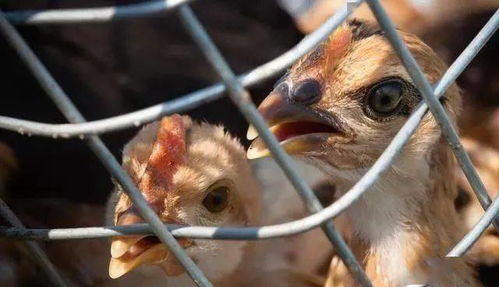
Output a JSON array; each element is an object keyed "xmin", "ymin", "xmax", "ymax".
[{"xmin": 0, "ymin": 0, "xmax": 498, "ymax": 286}]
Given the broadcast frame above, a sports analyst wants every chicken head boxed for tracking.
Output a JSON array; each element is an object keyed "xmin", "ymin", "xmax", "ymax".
[
  {"xmin": 248, "ymin": 20, "xmax": 480, "ymax": 287},
  {"xmin": 108, "ymin": 115, "xmax": 261, "ymax": 280},
  {"xmin": 247, "ymin": 19, "xmax": 460, "ymax": 172}
]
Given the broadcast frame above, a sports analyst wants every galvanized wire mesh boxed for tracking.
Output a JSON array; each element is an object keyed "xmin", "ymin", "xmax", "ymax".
[{"xmin": 0, "ymin": 1, "xmax": 498, "ymax": 287}]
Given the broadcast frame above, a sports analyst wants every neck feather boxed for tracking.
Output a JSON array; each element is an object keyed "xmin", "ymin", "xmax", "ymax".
[{"xmin": 325, "ymin": 141, "xmax": 478, "ymax": 286}]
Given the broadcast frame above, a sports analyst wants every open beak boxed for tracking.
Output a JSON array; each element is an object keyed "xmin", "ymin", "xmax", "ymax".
[
  {"xmin": 247, "ymin": 89, "xmax": 344, "ymax": 159},
  {"xmin": 109, "ymin": 211, "xmax": 192, "ymax": 279}
]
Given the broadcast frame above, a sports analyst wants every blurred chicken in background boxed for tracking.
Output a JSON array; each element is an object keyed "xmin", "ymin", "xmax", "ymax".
[
  {"xmin": 456, "ymin": 138, "xmax": 499, "ymax": 267},
  {"xmin": 277, "ymin": 0, "xmax": 499, "ymax": 34}
]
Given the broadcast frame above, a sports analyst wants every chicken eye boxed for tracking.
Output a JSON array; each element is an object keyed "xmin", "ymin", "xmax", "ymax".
[
  {"xmin": 203, "ymin": 186, "xmax": 229, "ymax": 213},
  {"xmin": 368, "ymin": 80, "xmax": 403, "ymax": 116}
]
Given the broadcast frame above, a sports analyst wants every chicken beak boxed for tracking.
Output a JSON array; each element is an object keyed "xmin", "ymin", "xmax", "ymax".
[
  {"xmin": 109, "ymin": 236, "xmax": 193, "ymax": 279},
  {"xmin": 109, "ymin": 241, "xmax": 167, "ymax": 279},
  {"xmin": 109, "ymin": 210, "xmax": 192, "ymax": 279},
  {"xmin": 247, "ymin": 90, "xmax": 329, "ymax": 159},
  {"xmin": 110, "ymin": 236, "xmax": 145, "ymax": 259},
  {"xmin": 246, "ymin": 137, "xmax": 271, "ymax": 159},
  {"xmin": 247, "ymin": 131, "xmax": 325, "ymax": 159},
  {"xmin": 248, "ymin": 89, "xmax": 310, "ymax": 139},
  {"xmin": 246, "ymin": 124, "xmax": 259, "ymax": 142}
]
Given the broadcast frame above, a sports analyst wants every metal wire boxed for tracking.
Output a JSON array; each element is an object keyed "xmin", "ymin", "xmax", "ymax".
[
  {"xmin": 0, "ymin": 1, "xmax": 358, "ymax": 138},
  {"xmin": 366, "ymin": 0, "xmax": 499, "ymax": 231},
  {"xmin": 0, "ymin": 0, "xmax": 498, "ymax": 286},
  {"xmin": 0, "ymin": 199, "xmax": 67, "ymax": 287},
  {"xmin": 177, "ymin": 4, "xmax": 371, "ymax": 286},
  {"xmin": 2, "ymin": 1, "xmax": 495, "ymax": 244},
  {"xmin": 4, "ymin": 0, "xmax": 193, "ymax": 24},
  {"xmin": 0, "ymin": 8, "xmax": 212, "ymax": 287},
  {"xmin": 448, "ymin": 195, "xmax": 499, "ymax": 257}
]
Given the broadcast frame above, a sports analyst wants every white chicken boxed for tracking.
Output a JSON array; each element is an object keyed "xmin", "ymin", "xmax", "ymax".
[{"xmin": 107, "ymin": 114, "xmax": 335, "ymax": 286}]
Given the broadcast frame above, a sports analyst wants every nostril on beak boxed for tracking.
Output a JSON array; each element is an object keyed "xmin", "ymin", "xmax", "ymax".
[{"xmin": 289, "ymin": 79, "xmax": 322, "ymax": 105}]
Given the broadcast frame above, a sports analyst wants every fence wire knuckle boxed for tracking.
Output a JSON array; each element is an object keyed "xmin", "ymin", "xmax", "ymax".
[{"xmin": 0, "ymin": 1, "xmax": 498, "ymax": 287}]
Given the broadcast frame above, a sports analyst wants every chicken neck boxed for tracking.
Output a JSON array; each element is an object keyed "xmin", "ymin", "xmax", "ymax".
[{"xmin": 328, "ymin": 140, "xmax": 477, "ymax": 287}]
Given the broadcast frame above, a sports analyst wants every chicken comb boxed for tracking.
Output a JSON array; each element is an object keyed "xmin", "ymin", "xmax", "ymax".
[
  {"xmin": 137, "ymin": 114, "xmax": 187, "ymax": 207},
  {"xmin": 324, "ymin": 25, "xmax": 352, "ymax": 79}
]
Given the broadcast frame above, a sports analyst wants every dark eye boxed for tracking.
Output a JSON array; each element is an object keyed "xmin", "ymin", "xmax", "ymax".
[
  {"xmin": 368, "ymin": 80, "xmax": 404, "ymax": 116},
  {"xmin": 203, "ymin": 186, "xmax": 229, "ymax": 213}
]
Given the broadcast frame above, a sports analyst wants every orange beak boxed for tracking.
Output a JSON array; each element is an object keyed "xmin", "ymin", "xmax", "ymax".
[
  {"xmin": 108, "ymin": 210, "xmax": 192, "ymax": 279},
  {"xmin": 247, "ymin": 87, "xmax": 343, "ymax": 159}
]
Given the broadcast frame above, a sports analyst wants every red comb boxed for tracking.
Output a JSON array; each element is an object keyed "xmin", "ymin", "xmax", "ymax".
[
  {"xmin": 138, "ymin": 114, "xmax": 186, "ymax": 208},
  {"xmin": 325, "ymin": 26, "xmax": 351, "ymax": 78}
]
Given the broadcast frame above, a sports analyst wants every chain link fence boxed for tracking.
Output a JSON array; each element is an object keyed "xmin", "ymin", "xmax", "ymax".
[{"xmin": 0, "ymin": 1, "xmax": 498, "ymax": 286}]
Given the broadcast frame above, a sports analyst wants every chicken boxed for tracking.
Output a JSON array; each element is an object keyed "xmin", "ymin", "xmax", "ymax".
[
  {"xmin": 107, "ymin": 114, "xmax": 334, "ymax": 286},
  {"xmin": 248, "ymin": 20, "xmax": 481, "ymax": 286}
]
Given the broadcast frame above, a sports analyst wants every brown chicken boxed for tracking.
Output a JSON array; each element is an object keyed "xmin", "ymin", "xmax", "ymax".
[
  {"xmin": 107, "ymin": 115, "xmax": 333, "ymax": 286},
  {"xmin": 248, "ymin": 20, "xmax": 481, "ymax": 286}
]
